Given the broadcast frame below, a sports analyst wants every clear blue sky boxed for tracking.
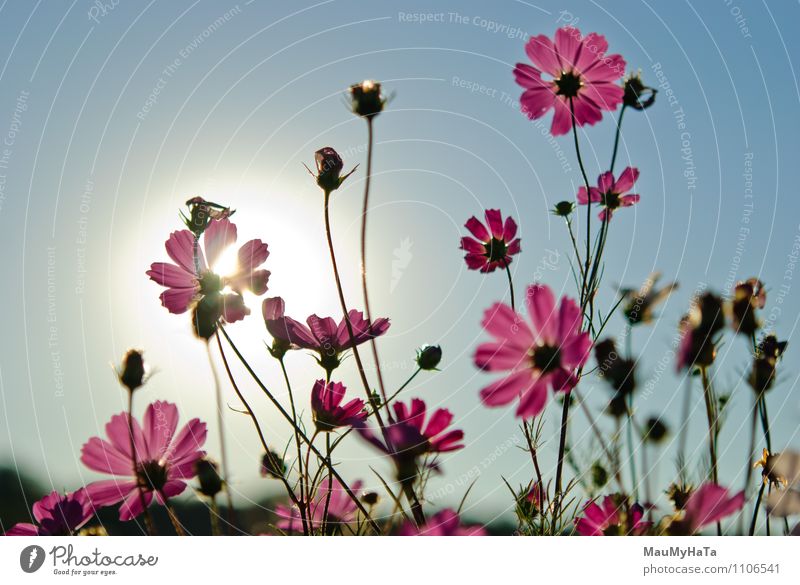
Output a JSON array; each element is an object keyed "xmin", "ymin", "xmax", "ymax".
[{"xmin": 0, "ymin": 0, "xmax": 799, "ymax": 529}]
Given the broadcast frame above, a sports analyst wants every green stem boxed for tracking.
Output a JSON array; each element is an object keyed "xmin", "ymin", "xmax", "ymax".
[
  {"xmin": 127, "ymin": 390, "xmax": 156, "ymax": 535},
  {"xmin": 359, "ymin": 117, "xmax": 391, "ymax": 410},
  {"xmin": 569, "ymin": 97, "xmax": 593, "ymax": 311},
  {"xmin": 749, "ymin": 481, "xmax": 765, "ymax": 535},
  {"xmin": 205, "ymin": 342, "xmax": 236, "ymax": 533},
  {"xmin": 504, "ymin": 262, "xmax": 516, "ymax": 312},
  {"xmin": 381, "ymin": 367, "xmax": 422, "ymax": 408},
  {"xmin": 609, "ymin": 105, "xmax": 626, "ymax": 174},
  {"xmin": 163, "ymin": 496, "xmax": 186, "ymax": 536},
  {"xmin": 324, "ymin": 188, "xmax": 425, "ymax": 528},
  {"xmin": 279, "ymin": 357, "xmax": 310, "ymax": 534},
  {"xmin": 218, "ymin": 325, "xmax": 381, "ymax": 533},
  {"xmin": 552, "ymin": 395, "xmax": 571, "ymax": 531},
  {"xmin": 700, "ymin": 366, "xmax": 721, "ymax": 536},
  {"xmin": 213, "ymin": 332, "xmax": 305, "ymax": 530}
]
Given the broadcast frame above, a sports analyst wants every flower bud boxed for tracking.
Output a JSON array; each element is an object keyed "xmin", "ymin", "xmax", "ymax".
[
  {"xmin": 642, "ymin": 417, "xmax": 669, "ymax": 444},
  {"xmin": 308, "ymin": 147, "xmax": 357, "ymax": 193},
  {"xmin": 416, "ymin": 344, "xmax": 442, "ymax": 370},
  {"xmin": 350, "ymin": 80, "xmax": 385, "ymax": 118},
  {"xmin": 552, "ymin": 200, "xmax": 575, "ymax": 217},
  {"xmin": 260, "ymin": 450, "xmax": 286, "ymax": 479},
  {"xmin": 623, "ymin": 73, "xmax": 657, "ymax": 110},
  {"xmin": 591, "ymin": 461, "xmax": 609, "ymax": 488},
  {"xmin": 181, "ymin": 197, "xmax": 233, "ymax": 237},
  {"xmin": 731, "ymin": 278, "xmax": 765, "ymax": 337},
  {"xmin": 667, "ymin": 482, "xmax": 694, "ymax": 511},
  {"xmin": 360, "ymin": 491, "xmax": 380, "ymax": 506},
  {"xmin": 195, "ymin": 457, "xmax": 224, "ymax": 498},
  {"xmin": 118, "ymin": 349, "xmax": 146, "ymax": 392},
  {"xmin": 192, "ymin": 294, "xmax": 221, "ymax": 340}
]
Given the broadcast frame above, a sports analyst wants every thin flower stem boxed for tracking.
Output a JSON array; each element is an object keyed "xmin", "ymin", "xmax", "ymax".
[
  {"xmin": 522, "ymin": 420, "xmax": 545, "ymax": 524},
  {"xmin": 359, "ymin": 117, "xmax": 391, "ymax": 411},
  {"xmin": 625, "ymin": 328, "xmax": 638, "ymax": 500},
  {"xmin": 749, "ymin": 481, "xmax": 765, "ymax": 535},
  {"xmin": 551, "ymin": 395, "xmax": 571, "ymax": 531},
  {"xmin": 321, "ymin": 433, "xmax": 333, "ymax": 534},
  {"xmin": 553, "ymin": 97, "xmax": 594, "ymax": 530},
  {"xmin": 205, "ymin": 342, "xmax": 236, "ymax": 533},
  {"xmin": 163, "ymin": 496, "xmax": 186, "ymax": 536},
  {"xmin": 759, "ymin": 394, "xmax": 772, "ymax": 452},
  {"xmin": 324, "ymin": 188, "xmax": 425, "ymax": 527},
  {"xmin": 569, "ymin": 97, "xmax": 593, "ymax": 310},
  {"xmin": 766, "ymin": 483, "xmax": 772, "ymax": 536},
  {"xmin": 565, "ymin": 218, "xmax": 584, "ymax": 281},
  {"xmin": 381, "ymin": 367, "xmax": 422, "ymax": 409},
  {"xmin": 504, "ymin": 262, "xmax": 516, "ymax": 312},
  {"xmin": 699, "ymin": 366, "xmax": 721, "ymax": 536},
  {"xmin": 626, "ymin": 394, "xmax": 638, "ymax": 500},
  {"xmin": 127, "ymin": 390, "xmax": 155, "ymax": 536},
  {"xmin": 609, "ymin": 105, "xmax": 626, "ymax": 174},
  {"xmin": 741, "ymin": 395, "xmax": 759, "ymax": 531},
  {"xmin": 303, "ymin": 430, "xmax": 320, "ymax": 533},
  {"xmin": 213, "ymin": 332, "xmax": 305, "ymax": 531},
  {"xmin": 209, "ymin": 497, "xmax": 221, "ymax": 537},
  {"xmin": 323, "ymin": 189, "xmax": 389, "ymax": 434},
  {"xmin": 218, "ymin": 325, "xmax": 381, "ymax": 533},
  {"xmin": 279, "ymin": 357, "xmax": 309, "ymax": 533}
]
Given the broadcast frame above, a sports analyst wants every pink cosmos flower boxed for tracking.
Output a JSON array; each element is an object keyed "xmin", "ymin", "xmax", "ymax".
[
  {"xmin": 262, "ymin": 296, "xmax": 390, "ymax": 373},
  {"xmin": 311, "ymin": 379, "xmax": 367, "ymax": 432},
  {"xmin": 4, "ymin": 489, "xmax": 93, "ymax": 536},
  {"xmin": 80, "ymin": 401, "xmax": 207, "ymax": 521},
  {"xmin": 147, "ymin": 217, "xmax": 269, "ymax": 323},
  {"xmin": 671, "ymin": 483, "xmax": 745, "ymax": 535},
  {"xmin": 475, "ymin": 284, "xmax": 591, "ymax": 418},
  {"xmin": 399, "ymin": 509, "xmax": 487, "ymax": 536},
  {"xmin": 574, "ymin": 496, "xmax": 650, "ymax": 536},
  {"xmin": 460, "ymin": 209, "xmax": 521, "ymax": 273},
  {"xmin": 357, "ymin": 398, "xmax": 464, "ymax": 481},
  {"xmin": 577, "ymin": 167, "xmax": 640, "ymax": 221},
  {"xmin": 513, "ymin": 27, "xmax": 626, "ymax": 135},
  {"xmin": 275, "ymin": 478, "xmax": 363, "ymax": 534}
]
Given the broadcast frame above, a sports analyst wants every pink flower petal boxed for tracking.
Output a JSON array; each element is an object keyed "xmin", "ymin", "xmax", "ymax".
[
  {"xmin": 479, "ymin": 370, "xmax": 532, "ymax": 407},
  {"xmin": 474, "ymin": 341, "xmax": 528, "ymax": 371},
  {"xmin": 159, "ymin": 287, "xmax": 196, "ymax": 314},
  {"xmin": 583, "ymin": 54, "xmax": 626, "ymax": 82},
  {"xmin": 515, "ymin": 377, "xmax": 549, "ymax": 418},
  {"xmin": 147, "ymin": 262, "xmax": 195, "ymax": 289},
  {"xmin": 481, "ymin": 302, "xmax": 533, "ymax": 346},
  {"xmin": 526, "ymin": 284, "xmax": 558, "ymax": 344},
  {"xmin": 614, "ymin": 167, "xmax": 640, "ymax": 193},
  {"xmin": 524, "ymin": 34, "xmax": 562, "ymax": 76},
  {"xmin": 143, "ymin": 401, "xmax": 179, "ymax": 461},
  {"xmin": 520, "ymin": 87, "xmax": 555, "ymax": 120},
  {"xmin": 550, "ymin": 96, "xmax": 573, "ymax": 136},
  {"xmin": 460, "ymin": 237, "xmax": 485, "ymax": 253},
  {"xmin": 513, "ymin": 63, "xmax": 547, "ymax": 89},
  {"xmin": 555, "ymin": 27, "xmax": 582, "ymax": 68},
  {"xmin": 84, "ymin": 479, "xmax": 138, "ymax": 508},
  {"xmin": 465, "ymin": 216, "xmax": 490, "ymax": 242},
  {"xmin": 262, "ymin": 297, "xmax": 285, "ymax": 321},
  {"xmin": 203, "ymin": 218, "xmax": 237, "ymax": 270},
  {"xmin": 166, "ymin": 230, "xmax": 204, "ymax": 275},
  {"xmin": 503, "ymin": 216, "xmax": 518, "ymax": 241},
  {"xmin": 484, "ymin": 209, "xmax": 504, "ymax": 239},
  {"xmin": 169, "ymin": 418, "xmax": 208, "ymax": 463},
  {"xmin": 221, "ymin": 293, "xmax": 249, "ymax": 323}
]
